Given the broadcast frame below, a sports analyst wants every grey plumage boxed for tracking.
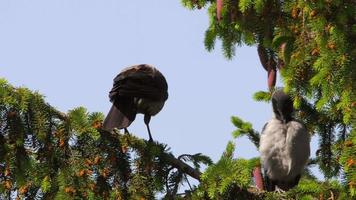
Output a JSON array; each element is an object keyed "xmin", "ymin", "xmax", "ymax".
[
  {"xmin": 259, "ymin": 89, "xmax": 310, "ymax": 191},
  {"xmin": 103, "ymin": 64, "xmax": 168, "ymax": 141}
]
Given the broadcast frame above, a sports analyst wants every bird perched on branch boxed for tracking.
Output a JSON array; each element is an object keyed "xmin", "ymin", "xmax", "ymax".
[
  {"xmin": 259, "ymin": 89, "xmax": 310, "ymax": 191},
  {"xmin": 103, "ymin": 64, "xmax": 168, "ymax": 141}
]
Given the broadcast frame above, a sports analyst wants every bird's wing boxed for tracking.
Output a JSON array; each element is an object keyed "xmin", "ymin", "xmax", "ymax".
[
  {"xmin": 260, "ymin": 122, "xmax": 277, "ymax": 191},
  {"xmin": 259, "ymin": 122, "xmax": 273, "ymax": 173},
  {"xmin": 260, "ymin": 119, "xmax": 291, "ymax": 179},
  {"xmin": 261, "ymin": 122, "xmax": 268, "ymax": 133},
  {"xmin": 259, "ymin": 122, "xmax": 268, "ymax": 161},
  {"xmin": 286, "ymin": 121, "xmax": 310, "ymax": 177},
  {"xmin": 110, "ymin": 65, "xmax": 168, "ymax": 101}
]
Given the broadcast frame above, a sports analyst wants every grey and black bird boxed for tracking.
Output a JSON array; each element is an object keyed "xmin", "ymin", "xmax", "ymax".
[
  {"xmin": 259, "ymin": 89, "xmax": 310, "ymax": 191},
  {"xmin": 102, "ymin": 64, "xmax": 168, "ymax": 141}
]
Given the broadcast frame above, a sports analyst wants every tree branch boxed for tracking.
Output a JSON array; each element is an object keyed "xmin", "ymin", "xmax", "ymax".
[
  {"xmin": 163, "ymin": 152, "xmax": 202, "ymax": 181},
  {"xmin": 109, "ymin": 129, "xmax": 203, "ymax": 182}
]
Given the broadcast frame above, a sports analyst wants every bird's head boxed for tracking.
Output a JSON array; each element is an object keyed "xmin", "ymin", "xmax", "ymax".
[{"xmin": 271, "ymin": 89, "xmax": 294, "ymax": 123}]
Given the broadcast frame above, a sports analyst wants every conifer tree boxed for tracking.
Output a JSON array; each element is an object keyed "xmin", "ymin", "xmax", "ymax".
[
  {"xmin": 0, "ymin": 1, "xmax": 355, "ymax": 199},
  {"xmin": 180, "ymin": 0, "xmax": 355, "ymax": 198},
  {"xmin": 0, "ymin": 68, "xmax": 353, "ymax": 199},
  {"xmin": 0, "ymin": 79, "xmax": 212, "ymax": 199}
]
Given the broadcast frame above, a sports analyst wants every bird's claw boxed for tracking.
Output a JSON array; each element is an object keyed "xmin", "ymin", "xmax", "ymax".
[
  {"xmin": 275, "ymin": 186, "xmax": 286, "ymax": 193},
  {"xmin": 274, "ymin": 187, "xmax": 287, "ymax": 198}
]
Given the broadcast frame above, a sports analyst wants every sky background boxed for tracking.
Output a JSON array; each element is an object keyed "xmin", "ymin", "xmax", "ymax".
[{"xmin": 0, "ymin": 0, "xmax": 320, "ymax": 186}]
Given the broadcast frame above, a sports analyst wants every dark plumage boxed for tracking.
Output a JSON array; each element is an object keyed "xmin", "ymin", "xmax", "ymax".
[
  {"xmin": 103, "ymin": 64, "xmax": 168, "ymax": 141},
  {"xmin": 259, "ymin": 89, "xmax": 310, "ymax": 191}
]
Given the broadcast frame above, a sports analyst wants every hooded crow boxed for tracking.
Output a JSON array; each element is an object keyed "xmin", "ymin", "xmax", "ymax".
[{"xmin": 259, "ymin": 89, "xmax": 310, "ymax": 191}]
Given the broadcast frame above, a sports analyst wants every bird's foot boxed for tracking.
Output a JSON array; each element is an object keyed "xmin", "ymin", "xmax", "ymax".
[
  {"xmin": 148, "ymin": 137, "xmax": 153, "ymax": 143},
  {"xmin": 274, "ymin": 187, "xmax": 287, "ymax": 199},
  {"xmin": 275, "ymin": 186, "xmax": 287, "ymax": 193}
]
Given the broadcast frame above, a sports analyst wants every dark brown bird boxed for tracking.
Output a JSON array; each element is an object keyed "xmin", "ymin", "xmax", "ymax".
[{"xmin": 103, "ymin": 64, "xmax": 168, "ymax": 141}]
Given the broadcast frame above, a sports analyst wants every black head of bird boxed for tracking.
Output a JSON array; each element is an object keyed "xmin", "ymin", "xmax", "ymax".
[
  {"xmin": 272, "ymin": 89, "xmax": 294, "ymax": 124},
  {"xmin": 103, "ymin": 64, "xmax": 168, "ymax": 141}
]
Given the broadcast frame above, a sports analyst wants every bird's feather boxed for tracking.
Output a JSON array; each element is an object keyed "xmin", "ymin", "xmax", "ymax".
[
  {"xmin": 109, "ymin": 65, "xmax": 168, "ymax": 101},
  {"xmin": 103, "ymin": 64, "xmax": 168, "ymax": 139},
  {"xmin": 260, "ymin": 118, "xmax": 310, "ymax": 191},
  {"xmin": 102, "ymin": 98, "xmax": 136, "ymax": 132}
]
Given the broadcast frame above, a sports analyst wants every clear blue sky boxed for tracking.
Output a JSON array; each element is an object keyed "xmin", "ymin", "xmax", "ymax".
[{"xmin": 0, "ymin": 0, "xmax": 320, "ymax": 181}]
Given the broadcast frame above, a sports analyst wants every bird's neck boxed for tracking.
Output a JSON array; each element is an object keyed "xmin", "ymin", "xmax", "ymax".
[{"xmin": 273, "ymin": 112, "xmax": 293, "ymax": 124}]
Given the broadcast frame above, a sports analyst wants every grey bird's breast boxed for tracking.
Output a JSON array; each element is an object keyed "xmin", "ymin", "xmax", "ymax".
[
  {"xmin": 259, "ymin": 118, "xmax": 310, "ymax": 182},
  {"xmin": 135, "ymin": 98, "xmax": 165, "ymax": 116}
]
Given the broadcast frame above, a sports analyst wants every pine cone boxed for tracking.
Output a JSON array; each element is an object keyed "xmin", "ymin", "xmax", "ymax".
[{"xmin": 257, "ymin": 45, "xmax": 269, "ymax": 71}]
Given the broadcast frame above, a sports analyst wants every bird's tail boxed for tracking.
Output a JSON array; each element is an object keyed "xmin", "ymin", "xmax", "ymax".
[
  {"xmin": 263, "ymin": 171, "xmax": 276, "ymax": 191},
  {"xmin": 102, "ymin": 104, "xmax": 132, "ymax": 132},
  {"xmin": 273, "ymin": 174, "xmax": 301, "ymax": 191}
]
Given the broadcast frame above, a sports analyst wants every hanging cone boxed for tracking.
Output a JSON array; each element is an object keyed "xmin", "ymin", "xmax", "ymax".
[
  {"xmin": 253, "ymin": 166, "xmax": 264, "ymax": 190},
  {"xmin": 268, "ymin": 68, "xmax": 277, "ymax": 90},
  {"xmin": 217, "ymin": 0, "xmax": 223, "ymax": 21},
  {"xmin": 257, "ymin": 45, "xmax": 269, "ymax": 72}
]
